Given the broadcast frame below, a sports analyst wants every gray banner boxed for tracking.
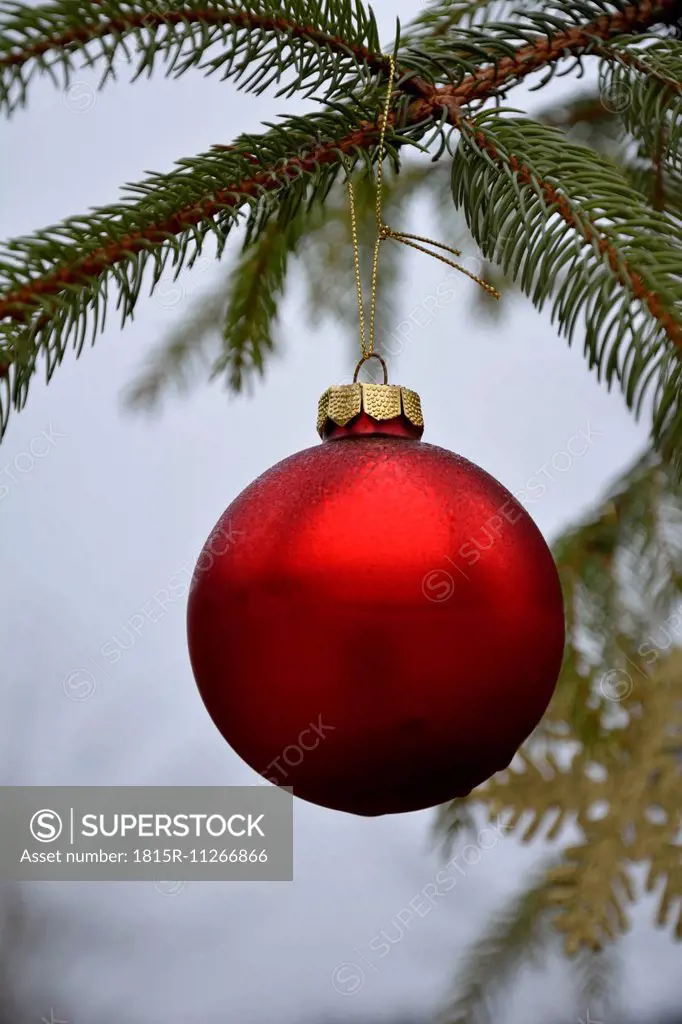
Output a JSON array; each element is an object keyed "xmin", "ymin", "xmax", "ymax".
[{"xmin": 0, "ymin": 786, "xmax": 293, "ymax": 881}]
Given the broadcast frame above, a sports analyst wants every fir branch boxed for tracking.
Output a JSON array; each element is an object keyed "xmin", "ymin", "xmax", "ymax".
[
  {"xmin": 597, "ymin": 36, "xmax": 682, "ymax": 169},
  {"xmin": 450, "ymin": 113, "xmax": 682, "ymax": 457},
  {"xmin": 537, "ymin": 448, "xmax": 682, "ymax": 740},
  {"xmin": 571, "ymin": 947, "xmax": 621, "ymax": 1023},
  {"xmin": 1, "ymin": 0, "xmax": 680, "ymax": 439},
  {"xmin": 211, "ymin": 209, "xmax": 303, "ymax": 389},
  {"xmin": 2, "ymin": 0, "xmax": 678, "ymax": 329},
  {"xmin": 627, "ymin": 155, "xmax": 682, "ymax": 223},
  {"xmin": 443, "ymin": 651, "xmax": 682, "ymax": 954},
  {"xmin": 125, "ymin": 213, "xmax": 297, "ymax": 412},
  {"xmin": 2, "ymin": 0, "xmax": 678, "ymax": 117},
  {"xmin": 404, "ymin": 0, "xmax": 537, "ymax": 40},
  {"xmin": 600, "ymin": 35, "xmax": 682, "ymax": 94},
  {"xmin": 440, "ymin": 866, "xmax": 559, "ymax": 1024},
  {"xmin": 436, "ymin": 464, "xmax": 682, "ymax": 959},
  {"xmin": 0, "ymin": 102, "xmax": 423, "ymax": 435},
  {"xmin": 647, "ymin": 841, "xmax": 682, "ymax": 939},
  {"xmin": 126, "ymin": 163, "xmax": 438, "ymax": 409},
  {"xmin": 442, "ymin": 867, "xmax": 619, "ymax": 1022},
  {"xmin": 0, "ymin": 110, "xmax": 390, "ymax": 324},
  {"xmin": 0, "ymin": 0, "xmax": 390, "ymax": 113},
  {"xmin": 123, "ymin": 274, "xmax": 227, "ymax": 411},
  {"xmin": 413, "ymin": 0, "xmax": 682, "ymax": 107}
]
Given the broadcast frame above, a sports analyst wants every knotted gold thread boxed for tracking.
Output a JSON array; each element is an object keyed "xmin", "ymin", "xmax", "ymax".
[{"xmin": 347, "ymin": 53, "xmax": 500, "ymax": 372}]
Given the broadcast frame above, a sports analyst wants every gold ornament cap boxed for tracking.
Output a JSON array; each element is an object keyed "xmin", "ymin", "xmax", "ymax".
[{"xmin": 317, "ymin": 355, "xmax": 424, "ymax": 440}]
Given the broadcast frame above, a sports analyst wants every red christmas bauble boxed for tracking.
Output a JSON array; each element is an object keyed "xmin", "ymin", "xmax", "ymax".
[{"xmin": 187, "ymin": 382, "xmax": 565, "ymax": 816}]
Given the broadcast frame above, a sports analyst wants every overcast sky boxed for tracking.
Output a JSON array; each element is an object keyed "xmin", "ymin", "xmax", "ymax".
[{"xmin": 1, "ymin": 2, "xmax": 680, "ymax": 1023}]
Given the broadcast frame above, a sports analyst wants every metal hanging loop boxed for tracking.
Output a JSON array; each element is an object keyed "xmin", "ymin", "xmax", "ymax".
[{"xmin": 353, "ymin": 352, "xmax": 389, "ymax": 384}]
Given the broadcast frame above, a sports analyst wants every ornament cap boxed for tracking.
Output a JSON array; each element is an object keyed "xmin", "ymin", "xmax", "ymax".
[{"xmin": 317, "ymin": 382, "xmax": 424, "ymax": 440}]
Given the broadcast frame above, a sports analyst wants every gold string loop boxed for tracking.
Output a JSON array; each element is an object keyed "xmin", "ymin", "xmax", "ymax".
[{"xmin": 347, "ymin": 53, "xmax": 500, "ymax": 371}]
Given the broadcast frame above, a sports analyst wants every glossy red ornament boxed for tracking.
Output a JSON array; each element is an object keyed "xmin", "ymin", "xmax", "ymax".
[{"xmin": 187, "ymin": 384, "xmax": 565, "ymax": 816}]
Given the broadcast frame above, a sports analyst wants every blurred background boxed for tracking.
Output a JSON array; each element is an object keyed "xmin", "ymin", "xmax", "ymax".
[{"xmin": 1, "ymin": 0, "xmax": 681, "ymax": 1021}]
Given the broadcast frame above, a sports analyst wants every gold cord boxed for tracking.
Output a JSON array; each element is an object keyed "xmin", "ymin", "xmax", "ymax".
[{"xmin": 347, "ymin": 53, "xmax": 500, "ymax": 367}]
